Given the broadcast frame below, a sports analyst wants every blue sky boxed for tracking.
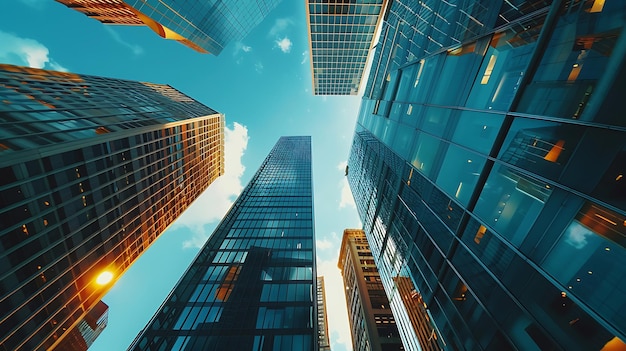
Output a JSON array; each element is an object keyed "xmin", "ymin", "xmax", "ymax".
[{"xmin": 1, "ymin": 1, "xmax": 365, "ymax": 350}]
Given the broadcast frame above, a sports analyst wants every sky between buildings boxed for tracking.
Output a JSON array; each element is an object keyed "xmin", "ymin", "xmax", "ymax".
[{"xmin": 0, "ymin": 1, "xmax": 367, "ymax": 351}]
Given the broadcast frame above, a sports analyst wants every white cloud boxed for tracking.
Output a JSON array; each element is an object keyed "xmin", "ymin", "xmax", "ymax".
[
  {"xmin": 318, "ymin": 258, "xmax": 353, "ymax": 351},
  {"xmin": 337, "ymin": 161, "xmax": 348, "ymax": 171},
  {"xmin": 301, "ymin": 50, "xmax": 309, "ymax": 65},
  {"xmin": 275, "ymin": 37, "xmax": 292, "ymax": 53},
  {"xmin": 269, "ymin": 18, "xmax": 293, "ymax": 37},
  {"xmin": 0, "ymin": 31, "xmax": 67, "ymax": 71},
  {"xmin": 269, "ymin": 19, "xmax": 294, "ymax": 54},
  {"xmin": 317, "ymin": 238, "xmax": 335, "ymax": 251},
  {"xmin": 339, "ymin": 178, "xmax": 356, "ymax": 209},
  {"xmin": 254, "ymin": 62, "xmax": 264, "ymax": 73},
  {"xmin": 337, "ymin": 162, "xmax": 356, "ymax": 209},
  {"xmin": 48, "ymin": 61, "xmax": 67, "ymax": 72},
  {"xmin": 232, "ymin": 42, "xmax": 252, "ymax": 56},
  {"xmin": 176, "ymin": 122, "xmax": 249, "ymax": 248},
  {"xmin": 103, "ymin": 27, "xmax": 143, "ymax": 55}
]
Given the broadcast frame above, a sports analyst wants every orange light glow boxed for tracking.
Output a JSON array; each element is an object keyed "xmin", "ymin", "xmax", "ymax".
[
  {"xmin": 96, "ymin": 271, "xmax": 114, "ymax": 285},
  {"xmin": 544, "ymin": 140, "xmax": 565, "ymax": 162},
  {"xmin": 474, "ymin": 225, "xmax": 487, "ymax": 244},
  {"xmin": 567, "ymin": 64, "xmax": 582, "ymax": 82},
  {"xmin": 589, "ymin": 0, "xmax": 606, "ymax": 13},
  {"xmin": 600, "ymin": 336, "xmax": 626, "ymax": 351}
]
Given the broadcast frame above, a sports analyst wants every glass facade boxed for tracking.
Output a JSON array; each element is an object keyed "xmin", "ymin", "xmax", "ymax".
[
  {"xmin": 56, "ymin": 0, "xmax": 282, "ymax": 55},
  {"xmin": 306, "ymin": 0, "xmax": 387, "ymax": 95},
  {"xmin": 130, "ymin": 136, "xmax": 317, "ymax": 351},
  {"xmin": 0, "ymin": 64, "xmax": 224, "ymax": 351},
  {"xmin": 338, "ymin": 229, "xmax": 404, "ymax": 351},
  {"xmin": 347, "ymin": 1, "xmax": 626, "ymax": 350}
]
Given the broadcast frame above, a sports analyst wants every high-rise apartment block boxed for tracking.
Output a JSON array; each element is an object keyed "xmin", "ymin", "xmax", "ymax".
[
  {"xmin": 347, "ymin": 0, "xmax": 626, "ymax": 350},
  {"xmin": 0, "ymin": 64, "xmax": 224, "ymax": 351},
  {"xmin": 306, "ymin": 0, "xmax": 387, "ymax": 95},
  {"xmin": 316, "ymin": 277, "xmax": 331, "ymax": 351},
  {"xmin": 338, "ymin": 229, "xmax": 403, "ymax": 351},
  {"xmin": 129, "ymin": 136, "xmax": 317, "ymax": 351},
  {"xmin": 56, "ymin": 0, "xmax": 282, "ymax": 55}
]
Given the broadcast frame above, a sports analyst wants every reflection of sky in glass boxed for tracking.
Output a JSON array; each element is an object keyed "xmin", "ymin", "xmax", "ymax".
[
  {"xmin": 541, "ymin": 218, "xmax": 626, "ymax": 333},
  {"xmin": 543, "ymin": 221, "xmax": 600, "ymax": 285},
  {"xmin": 563, "ymin": 221, "xmax": 595, "ymax": 249}
]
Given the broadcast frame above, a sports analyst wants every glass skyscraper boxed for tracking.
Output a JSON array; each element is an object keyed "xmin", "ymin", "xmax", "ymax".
[
  {"xmin": 56, "ymin": 0, "xmax": 282, "ymax": 55},
  {"xmin": 347, "ymin": 0, "xmax": 626, "ymax": 350},
  {"xmin": 130, "ymin": 136, "xmax": 317, "ymax": 351},
  {"xmin": 0, "ymin": 64, "xmax": 224, "ymax": 351},
  {"xmin": 306, "ymin": 0, "xmax": 387, "ymax": 95}
]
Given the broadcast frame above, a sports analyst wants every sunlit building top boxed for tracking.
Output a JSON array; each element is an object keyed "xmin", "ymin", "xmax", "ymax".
[
  {"xmin": 306, "ymin": 0, "xmax": 387, "ymax": 95},
  {"xmin": 56, "ymin": 0, "xmax": 282, "ymax": 55},
  {"xmin": 0, "ymin": 63, "xmax": 224, "ymax": 350}
]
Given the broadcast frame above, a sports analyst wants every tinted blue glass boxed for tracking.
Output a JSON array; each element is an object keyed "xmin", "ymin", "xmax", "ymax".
[
  {"xmin": 435, "ymin": 145, "xmax": 486, "ymax": 206},
  {"xmin": 542, "ymin": 202, "xmax": 626, "ymax": 332},
  {"xmin": 409, "ymin": 132, "xmax": 442, "ymax": 179},
  {"xmin": 130, "ymin": 137, "xmax": 315, "ymax": 350},
  {"xmin": 451, "ymin": 110, "xmax": 504, "ymax": 155},
  {"xmin": 474, "ymin": 163, "xmax": 552, "ymax": 247}
]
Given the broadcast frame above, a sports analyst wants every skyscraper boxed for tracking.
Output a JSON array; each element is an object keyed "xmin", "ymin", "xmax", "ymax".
[
  {"xmin": 347, "ymin": 1, "xmax": 626, "ymax": 350},
  {"xmin": 0, "ymin": 64, "xmax": 224, "ymax": 351},
  {"xmin": 129, "ymin": 136, "xmax": 317, "ymax": 351},
  {"xmin": 338, "ymin": 229, "xmax": 404, "ymax": 351},
  {"xmin": 316, "ymin": 277, "xmax": 331, "ymax": 351},
  {"xmin": 55, "ymin": 0, "xmax": 282, "ymax": 55},
  {"xmin": 306, "ymin": 0, "xmax": 387, "ymax": 95}
]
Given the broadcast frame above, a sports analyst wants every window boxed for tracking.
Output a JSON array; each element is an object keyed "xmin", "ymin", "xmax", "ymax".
[{"xmin": 474, "ymin": 164, "xmax": 552, "ymax": 246}]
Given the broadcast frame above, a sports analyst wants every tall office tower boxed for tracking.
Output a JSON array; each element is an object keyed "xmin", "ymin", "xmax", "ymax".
[
  {"xmin": 338, "ymin": 229, "xmax": 404, "ymax": 351},
  {"xmin": 55, "ymin": 0, "xmax": 282, "ymax": 55},
  {"xmin": 0, "ymin": 64, "xmax": 224, "ymax": 351},
  {"xmin": 130, "ymin": 136, "xmax": 317, "ymax": 351},
  {"xmin": 316, "ymin": 277, "xmax": 331, "ymax": 351},
  {"xmin": 346, "ymin": 0, "xmax": 626, "ymax": 350},
  {"xmin": 55, "ymin": 301, "xmax": 109, "ymax": 351},
  {"xmin": 306, "ymin": 0, "xmax": 387, "ymax": 95}
]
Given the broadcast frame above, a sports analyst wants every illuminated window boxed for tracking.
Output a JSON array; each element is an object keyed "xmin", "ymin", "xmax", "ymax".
[
  {"xmin": 480, "ymin": 55, "xmax": 497, "ymax": 84},
  {"xmin": 474, "ymin": 225, "xmax": 487, "ymax": 244},
  {"xmin": 452, "ymin": 282, "xmax": 468, "ymax": 301},
  {"xmin": 543, "ymin": 140, "xmax": 565, "ymax": 163},
  {"xmin": 589, "ymin": 0, "xmax": 606, "ymax": 13}
]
